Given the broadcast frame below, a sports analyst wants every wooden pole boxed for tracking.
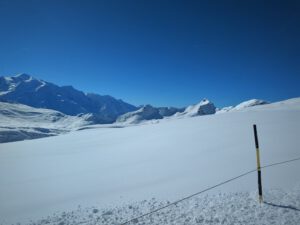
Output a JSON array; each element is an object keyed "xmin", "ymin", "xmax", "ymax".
[{"xmin": 253, "ymin": 124, "xmax": 263, "ymax": 203}]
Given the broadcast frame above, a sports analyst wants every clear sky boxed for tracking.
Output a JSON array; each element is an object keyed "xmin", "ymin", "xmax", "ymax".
[{"xmin": 0, "ymin": 0, "xmax": 299, "ymax": 107}]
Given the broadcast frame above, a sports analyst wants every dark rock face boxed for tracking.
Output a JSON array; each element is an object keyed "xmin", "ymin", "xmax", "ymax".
[{"xmin": 158, "ymin": 107, "xmax": 184, "ymax": 117}]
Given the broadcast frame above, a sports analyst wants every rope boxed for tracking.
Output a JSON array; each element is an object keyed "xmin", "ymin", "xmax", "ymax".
[{"xmin": 119, "ymin": 169, "xmax": 256, "ymax": 225}]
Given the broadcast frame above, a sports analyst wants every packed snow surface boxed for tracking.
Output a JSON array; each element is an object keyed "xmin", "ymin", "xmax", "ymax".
[
  {"xmin": 6, "ymin": 189, "xmax": 299, "ymax": 225},
  {"xmin": 0, "ymin": 98, "xmax": 300, "ymax": 225}
]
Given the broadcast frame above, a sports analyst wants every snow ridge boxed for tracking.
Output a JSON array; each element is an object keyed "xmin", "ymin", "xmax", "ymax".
[{"xmin": 217, "ymin": 99, "xmax": 268, "ymax": 114}]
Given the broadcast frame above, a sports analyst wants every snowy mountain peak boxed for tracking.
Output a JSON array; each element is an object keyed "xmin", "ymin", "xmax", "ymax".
[
  {"xmin": 234, "ymin": 99, "xmax": 268, "ymax": 110},
  {"xmin": 116, "ymin": 104, "xmax": 185, "ymax": 124},
  {"xmin": 216, "ymin": 99, "xmax": 269, "ymax": 114},
  {"xmin": 116, "ymin": 104, "xmax": 163, "ymax": 124},
  {"xmin": 0, "ymin": 73, "xmax": 137, "ymax": 123},
  {"xmin": 0, "ymin": 74, "xmax": 47, "ymax": 96},
  {"xmin": 200, "ymin": 98, "xmax": 209, "ymax": 103},
  {"xmin": 180, "ymin": 99, "xmax": 216, "ymax": 117},
  {"xmin": 15, "ymin": 73, "xmax": 33, "ymax": 81},
  {"xmin": 116, "ymin": 99, "xmax": 217, "ymax": 124}
]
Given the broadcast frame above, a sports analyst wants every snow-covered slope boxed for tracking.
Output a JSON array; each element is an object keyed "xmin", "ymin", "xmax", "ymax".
[
  {"xmin": 0, "ymin": 102, "xmax": 90, "ymax": 143},
  {"xmin": 234, "ymin": 99, "xmax": 268, "ymax": 110},
  {"xmin": 0, "ymin": 73, "xmax": 137, "ymax": 123},
  {"xmin": 0, "ymin": 97, "xmax": 299, "ymax": 224},
  {"xmin": 217, "ymin": 99, "xmax": 268, "ymax": 113}
]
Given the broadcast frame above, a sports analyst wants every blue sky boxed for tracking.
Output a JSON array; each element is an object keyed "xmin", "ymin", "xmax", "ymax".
[{"xmin": 0, "ymin": 0, "xmax": 299, "ymax": 107}]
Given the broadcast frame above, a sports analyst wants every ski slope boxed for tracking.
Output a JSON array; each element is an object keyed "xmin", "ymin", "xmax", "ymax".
[{"xmin": 0, "ymin": 98, "xmax": 300, "ymax": 224}]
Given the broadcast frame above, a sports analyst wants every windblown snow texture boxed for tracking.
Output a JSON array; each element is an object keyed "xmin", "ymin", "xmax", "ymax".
[{"xmin": 8, "ymin": 189, "xmax": 300, "ymax": 225}]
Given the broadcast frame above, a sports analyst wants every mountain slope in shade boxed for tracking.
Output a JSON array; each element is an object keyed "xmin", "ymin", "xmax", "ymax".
[
  {"xmin": 0, "ymin": 73, "xmax": 137, "ymax": 123},
  {"xmin": 157, "ymin": 106, "xmax": 185, "ymax": 117},
  {"xmin": 116, "ymin": 105, "xmax": 184, "ymax": 124}
]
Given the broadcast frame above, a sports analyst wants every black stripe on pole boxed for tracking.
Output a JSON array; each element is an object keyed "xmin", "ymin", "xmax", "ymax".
[
  {"xmin": 258, "ymin": 170, "xmax": 262, "ymax": 196},
  {"xmin": 253, "ymin": 124, "xmax": 259, "ymax": 149},
  {"xmin": 253, "ymin": 124, "xmax": 263, "ymax": 203}
]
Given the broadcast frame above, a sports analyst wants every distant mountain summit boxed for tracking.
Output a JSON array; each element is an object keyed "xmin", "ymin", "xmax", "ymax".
[
  {"xmin": 116, "ymin": 99, "xmax": 215, "ymax": 124},
  {"xmin": 178, "ymin": 99, "xmax": 216, "ymax": 117},
  {"xmin": 216, "ymin": 99, "xmax": 268, "ymax": 113},
  {"xmin": 116, "ymin": 105, "xmax": 163, "ymax": 124},
  {"xmin": 116, "ymin": 105, "xmax": 184, "ymax": 124},
  {"xmin": 0, "ymin": 73, "xmax": 137, "ymax": 123},
  {"xmin": 0, "ymin": 73, "xmax": 272, "ymax": 125}
]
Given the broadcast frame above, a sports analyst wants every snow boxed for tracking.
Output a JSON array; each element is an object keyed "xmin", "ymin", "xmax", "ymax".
[
  {"xmin": 116, "ymin": 105, "xmax": 184, "ymax": 125},
  {"xmin": 0, "ymin": 102, "xmax": 90, "ymax": 143},
  {"xmin": 217, "ymin": 99, "xmax": 268, "ymax": 114},
  {"xmin": 0, "ymin": 74, "xmax": 137, "ymax": 120},
  {"xmin": 0, "ymin": 98, "xmax": 300, "ymax": 224},
  {"xmin": 233, "ymin": 99, "xmax": 268, "ymax": 110},
  {"xmin": 116, "ymin": 105, "xmax": 162, "ymax": 124},
  {"xmin": 174, "ymin": 99, "xmax": 216, "ymax": 117},
  {"xmin": 35, "ymin": 81, "xmax": 46, "ymax": 91},
  {"xmin": 7, "ymin": 189, "xmax": 299, "ymax": 225},
  {"xmin": 4, "ymin": 77, "xmax": 13, "ymax": 82}
]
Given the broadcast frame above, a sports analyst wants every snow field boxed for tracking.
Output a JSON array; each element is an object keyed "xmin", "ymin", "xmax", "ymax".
[
  {"xmin": 0, "ymin": 98, "xmax": 300, "ymax": 224},
  {"xmin": 6, "ymin": 189, "xmax": 300, "ymax": 225}
]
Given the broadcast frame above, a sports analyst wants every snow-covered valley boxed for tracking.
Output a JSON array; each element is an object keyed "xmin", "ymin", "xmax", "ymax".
[
  {"xmin": 0, "ymin": 102, "xmax": 91, "ymax": 143},
  {"xmin": 0, "ymin": 98, "xmax": 300, "ymax": 224}
]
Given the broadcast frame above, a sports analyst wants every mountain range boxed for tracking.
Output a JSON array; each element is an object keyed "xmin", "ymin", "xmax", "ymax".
[
  {"xmin": 0, "ymin": 73, "xmax": 137, "ymax": 123},
  {"xmin": 0, "ymin": 73, "xmax": 201, "ymax": 123},
  {"xmin": 0, "ymin": 73, "xmax": 272, "ymax": 142}
]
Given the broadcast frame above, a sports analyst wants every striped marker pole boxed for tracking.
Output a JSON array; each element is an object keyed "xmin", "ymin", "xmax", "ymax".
[{"xmin": 253, "ymin": 124, "xmax": 263, "ymax": 203}]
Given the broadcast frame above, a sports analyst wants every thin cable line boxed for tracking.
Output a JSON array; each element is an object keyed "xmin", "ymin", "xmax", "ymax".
[
  {"xmin": 119, "ymin": 169, "xmax": 256, "ymax": 225},
  {"xmin": 262, "ymin": 156, "xmax": 300, "ymax": 169}
]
